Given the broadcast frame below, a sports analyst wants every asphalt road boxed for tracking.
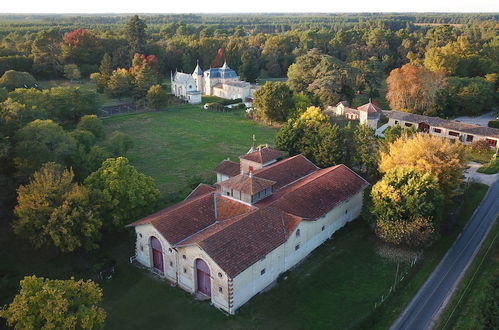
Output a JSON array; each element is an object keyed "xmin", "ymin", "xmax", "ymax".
[{"xmin": 391, "ymin": 180, "xmax": 499, "ymax": 330}]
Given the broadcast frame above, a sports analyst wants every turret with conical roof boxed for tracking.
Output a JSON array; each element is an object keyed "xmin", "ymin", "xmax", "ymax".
[{"xmin": 192, "ymin": 59, "xmax": 204, "ymax": 93}]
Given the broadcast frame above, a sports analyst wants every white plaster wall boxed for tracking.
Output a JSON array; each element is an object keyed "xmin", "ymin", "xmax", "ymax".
[
  {"xmin": 175, "ymin": 245, "xmax": 230, "ymax": 313},
  {"xmin": 134, "ymin": 224, "xmax": 178, "ymax": 282},
  {"xmin": 231, "ymin": 189, "xmax": 365, "ymax": 313}
]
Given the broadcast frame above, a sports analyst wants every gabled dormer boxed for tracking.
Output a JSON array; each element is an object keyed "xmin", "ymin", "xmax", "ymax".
[
  {"xmin": 239, "ymin": 146, "xmax": 283, "ymax": 174},
  {"xmin": 218, "ymin": 173, "xmax": 276, "ymax": 205}
]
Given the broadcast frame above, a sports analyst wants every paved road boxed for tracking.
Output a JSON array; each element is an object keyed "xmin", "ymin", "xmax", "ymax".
[{"xmin": 391, "ymin": 180, "xmax": 499, "ymax": 330}]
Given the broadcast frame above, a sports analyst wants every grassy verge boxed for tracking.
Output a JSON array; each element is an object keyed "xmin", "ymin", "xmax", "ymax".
[
  {"xmin": 359, "ymin": 182, "xmax": 489, "ymax": 329},
  {"xmin": 477, "ymin": 158, "xmax": 499, "ymax": 174},
  {"xmin": 436, "ymin": 221, "xmax": 498, "ymax": 329},
  {"xmin": 467, "ymin": 148, "xmax": 495, "ymax": 164}
]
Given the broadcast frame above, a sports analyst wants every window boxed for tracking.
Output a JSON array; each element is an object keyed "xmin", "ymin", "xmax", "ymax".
[
  {"xmin": 231, "ymin": 189, "xmax": 233, "ymax": 197},
  {"xmin": 296, "ymin": 229, "xmax": 301, "ymax": 237},
  {"xmin": 405, "ymin": 123, "xmax": 413, "ymax": 127},
  {"xmin": 170, "ymin": 261, "xmax": 173, "ymax": 267},
  {"xmin": 261, "ymin": 269, "xmax": 266, "ymax": 275},
  {"xmin": 226, "ymin": 191, "xmax": 230, "ymax": 196},
  {"xmin": 168, "ymin": 248, "xmax": 172, "ymax": 253},
  {"xmin": 218, "ymin": 272, "xmax": 223, "ymax": 278},
  {"xmin": 139, "ymin": 244, "xmax": 143, "ymax": 251},
  {"xmin": 448, "ymin": 131, "xmax": 459, "ymax": 137},
  {"xmin": 219, "ymin": 287, "xmax": 223, "ymax": 293},
  {"xmin": 295, "ymin": 244, "xmax": 300, "ymax": 251},
  {"xmin": 345, "ymin": 210, "xmax": 348, "ymax": 214},
  {"xmin": 394, "ymin": 120, "xmax": 399, "ymax": 125},
  {"xmin": 182, "ymin": 255, "xmax": 186, "ymax": 259},
  {"xmin": 139, "ymin": 233, "xmax": 142, "ymax": 238},
  {"xmin": 433, "ymin": 128, "xmax": 442, "ymax": 133},
  {"xmin": 249, "ymin": 166, "xmax": 254, "ymax": 173},
  {"xmin": 486, "ymin": 138, "xmax": 497, "ymax": 147},
  {"xmin": 183, "ymin": 268, "xmax": 187, "ymax": 273},
  {"xmin": 466, "ymin": 135, "xmax": 474, "ymax": 142},
  {"xmin": 321, "ymin": 226, "xmax": 325, "ymax": 231}
]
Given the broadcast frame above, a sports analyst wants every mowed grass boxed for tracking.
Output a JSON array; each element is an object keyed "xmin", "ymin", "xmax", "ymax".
[
  {"xmin": 100, "ymin": 220, "xmax": 407, "ymax": 330},
  {"xmin": 103, "ymin": 105, "xmax": 277, "ymax": 200}
]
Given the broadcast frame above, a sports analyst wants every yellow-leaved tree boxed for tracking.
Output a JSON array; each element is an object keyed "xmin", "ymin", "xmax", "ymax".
[
  {"xmin": 379, "ymin": 134, "xmax": 467, "ymax": 199},
  {"xmin": 0, "ymin": 276, "xmax": 106, "ymax": 329}
]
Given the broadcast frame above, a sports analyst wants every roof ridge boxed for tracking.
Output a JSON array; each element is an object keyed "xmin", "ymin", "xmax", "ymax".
[
  {"xmin": 253, "ymin": 154, "xmax": 319, "ymax": 175},
  {"xmin": 126, "ymin": 189, "xmax": 214, "ymax": 227}
]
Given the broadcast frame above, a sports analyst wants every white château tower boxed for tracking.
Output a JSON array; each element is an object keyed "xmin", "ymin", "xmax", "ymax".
[{"xmin": 192, "ymin": 60, "xmax": 204, "ymax": 93}]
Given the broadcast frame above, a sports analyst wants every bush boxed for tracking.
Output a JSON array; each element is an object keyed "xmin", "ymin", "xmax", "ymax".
[
  {"xmin": 205, "ymin": 102, "xmax": 225, "ymax": 111},
  {"xmin": 0, "ymin": 70, "xmax": 38, "ymax": 91},
  {"xmin": 77, "ymin": 115, "xmax": 105, "ymax": 138},
  {"xmin": 146, "ymin": 84, "xmax": 168, "ymax": 109},
  {"xmin": 488, "ymin": 120, "xmax": 499, "ymax": 129},
  {"xmin": 470, "ymin": 140, "xmax": 491, "ymax": 154}
]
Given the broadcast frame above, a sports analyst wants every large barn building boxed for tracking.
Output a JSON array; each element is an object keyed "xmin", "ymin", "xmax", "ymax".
[{"xmin": 127, "ymin": 146, "xmax": 369, "ymax": 314}]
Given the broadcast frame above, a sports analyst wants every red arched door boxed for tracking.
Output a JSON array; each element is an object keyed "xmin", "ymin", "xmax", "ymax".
[
  {"xmin": 150, "ymin": 236, "xmax": 163, "ymax": 273},
  {"xmin": 196, "ymin": 259, "xmax": 211, "ymax": 297}
]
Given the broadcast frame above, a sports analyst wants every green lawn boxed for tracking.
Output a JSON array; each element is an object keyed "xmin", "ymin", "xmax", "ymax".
[
  {"xmin": 103, "ymin": 105, "xmax": 277, "ymax": 202},
  {"xmin": 436, "ymin": 221, "xmax": 499, "ymax": 329},
  {"xmin": 477, "ymin": 158, "xmax": 499, "ymax": 174}
]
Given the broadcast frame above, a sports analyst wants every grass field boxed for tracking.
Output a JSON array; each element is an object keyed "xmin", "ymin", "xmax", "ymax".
[{"xmin": 103, "ymin": 105, "xmax": 277, "ymax": 201}]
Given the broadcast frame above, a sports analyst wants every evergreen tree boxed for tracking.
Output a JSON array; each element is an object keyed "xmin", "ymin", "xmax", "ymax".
[{"xmin": 126, "ymin": 15, "xmax": 147, "ymax": 55}]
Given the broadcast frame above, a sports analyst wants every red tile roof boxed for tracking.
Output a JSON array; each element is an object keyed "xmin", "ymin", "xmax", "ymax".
[
  {"xmin": 213, "ymin": 160, "xmax": 240, "ymax": 177},
  {"xmin": 358, "ymin": 102, "xmax": 382, "ymax": 113},
  {"xmin": 128, "ymin": 192, "xmax": 254, "ymax": 245},
  {"xmin": 218, "ymin": 174, "xmax": 276, "ymax": 195},
  {"xmin": 184, "ymin": 184, "xmax": 215, "ymax": 201},
  {"xmin": 240, "ymin": 147, "xmax": 283, "ymax": 164},
  {"xmin": 271, "ymin": 165, "xmax": 369, "ymax": 219},
  {"xmin": 179, "ymin": 207, "xmax": 301, "ymax": 277},
  {"xmin": 253, "ymin": 154, "xmax": 319, "ymax": 190}
]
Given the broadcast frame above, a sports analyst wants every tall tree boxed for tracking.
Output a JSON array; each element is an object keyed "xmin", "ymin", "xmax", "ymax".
[
  {"xmin": 0, "ymin": 275, "xmax": 106, "ymax": 329},
  {"xmin": 253, "ymin": 81, "xmax": 294, "ymax": 123},
  {"xmin": 14, "ymin": 120, "xmax": 77, "ymax": 179},
  {"xmin": 84, "ymin": 157, "xmax": 159, "ymax": 229},
  {"xmin": 353, "ymin": 124, "xmax": 380, "ymax": 178},
  {"xmin": 386, "ymin": 64, "xmax": 446, "ymax": 114},
  {"xmin": 126, "ymin": 15, "xmax": 147, "ymax": 55},
  {"xmin": 371, "ymin": 166, "xmax": 443, "ymax": 247},
  {"xmin": 31, "ymin": 29, "xmax": 63, "ymax": 78},
  {"xmin": 13, "ymin": 162, "xmax": 101, "ymax": 252},
  {"xmin": 380, "ymin": 134, "xmax": 467, "ymax": 199}
]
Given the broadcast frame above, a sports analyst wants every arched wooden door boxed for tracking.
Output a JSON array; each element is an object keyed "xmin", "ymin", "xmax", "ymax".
[
  {"xmin": 150, "ymin": 236, "xmax": 164, "ymax": 273},
  {"xmin": 196, "ymin": 259, "xmax": 211, "ymax": 297}
]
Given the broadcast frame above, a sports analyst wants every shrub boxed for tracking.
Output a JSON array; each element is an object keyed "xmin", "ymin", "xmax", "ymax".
[
  {"xmin": 488, "ymin": 120, "xmax": 499, "ymax": 129},
  {"xmin": 470, "ymin": 140, "xmax": 491, "ymax": 154},
  {"xmin": 0, "ymin": 70, "xmax": 38, "ymax": 91},
  {"xmin": 205, "ymin": 102, "xmax": 225, "ymax": 111},
  {"xmin": 146, "ymin": 84, "xmax": 168, "ymax": 109}
]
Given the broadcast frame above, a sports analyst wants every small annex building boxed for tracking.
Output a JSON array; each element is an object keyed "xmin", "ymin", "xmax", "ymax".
[
  {"xmin": 127, "ymin": 146, "xmax": 369, "ymax": 314},
  {"xmin": 328, "ymin": 100, "xmax": 382, "ymax": 129}
]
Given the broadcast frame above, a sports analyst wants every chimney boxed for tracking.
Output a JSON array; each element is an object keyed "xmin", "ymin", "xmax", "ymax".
[{"xmin": 213, "ymin": 192, "xmax": 218, "ymax": 219}]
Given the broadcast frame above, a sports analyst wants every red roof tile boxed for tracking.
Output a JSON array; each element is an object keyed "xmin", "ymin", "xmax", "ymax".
[
  {"xmin": 271, "ymin": 165, "xmax": 369, "ymax": 219},
  {"xmin": 240, "ymin": 147, "xmax": 283, "ymax": 164},
  {"xmin": 185, "ymin": 184, "xmax": 215, "ymax": 201},
  {"xmin": 183, "ymin": 207, "xmax": 300, "ymax": 277},
  {"xmin": 253, "ymin": 154, "xmax": 319, "ymax": 190},
  {"xmin": 218, "ymin": 174, "xmax": 276, "ymax": 195},
  {"xmin": 128, "ymin": 192, "xmax": 254, "ymax": 245},
  {"xmin": 213, "ymin": 160, "xmax": 240, "ymax": 177},
  {"xmin": 357, "ymin": 102, "xmax": 382, "ymax": 113}
]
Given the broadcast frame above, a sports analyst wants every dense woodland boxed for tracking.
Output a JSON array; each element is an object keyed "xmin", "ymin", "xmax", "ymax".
[{"xmin": 0, "ymin": 13, "xmax": 497, "ymax": 329}]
